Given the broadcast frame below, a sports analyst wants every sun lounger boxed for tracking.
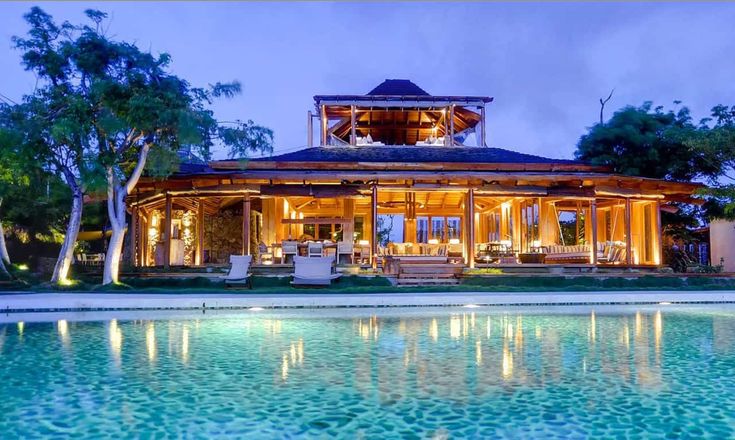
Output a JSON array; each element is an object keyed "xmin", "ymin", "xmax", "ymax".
[
  {"xmin": 221, "ymin": 255, "xmax": 252, "ymax": 288},
  {"xmin": 291, "ymin": 256, "xmax": 341, "ymax": 286}
]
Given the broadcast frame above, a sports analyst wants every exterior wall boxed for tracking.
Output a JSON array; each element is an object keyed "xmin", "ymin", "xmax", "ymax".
[{"xmin": 710, "ymin": 220, "xmax": 735, "ymax": 272}]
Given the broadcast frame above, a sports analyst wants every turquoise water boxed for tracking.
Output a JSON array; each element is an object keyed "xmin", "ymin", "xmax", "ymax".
[{"xmin": 1, "ymin": 306, "xmax": 735, "ymax": 438}]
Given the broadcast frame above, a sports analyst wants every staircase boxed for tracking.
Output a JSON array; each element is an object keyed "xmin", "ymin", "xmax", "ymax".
[{"xmin": 395, "ymin": 259, "xmax": 463, "ymax": 286}]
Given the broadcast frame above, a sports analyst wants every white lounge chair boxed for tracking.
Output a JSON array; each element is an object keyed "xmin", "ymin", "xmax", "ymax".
[
  {"xmin": 291, "ymin": 256, "xmax": 341, "ymax": 286},
  {"xmin": 221, "ymin": 255, "xmax": 252, "ymax": 288}
]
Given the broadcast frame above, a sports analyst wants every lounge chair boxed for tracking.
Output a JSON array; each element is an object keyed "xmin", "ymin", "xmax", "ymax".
[
  {"xmin": 291, "ymin": 256, "xmax": 341, "ymax": 286},
  {"xmin": 221, "ymin": 255, "xmax": 252, "ymax": 288}
]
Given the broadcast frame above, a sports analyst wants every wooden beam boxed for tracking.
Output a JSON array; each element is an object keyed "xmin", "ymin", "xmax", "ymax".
[
  {"xmin": 590, "ymin": 200, "xmax": 598, "ymax": 265},
  {"xmin": 164, "ymin": 193, "xmax": 172, "ymax": 269},
  {"xmin": 480, "ymin": 105, "xmax": 486, "ymax": 147},
  {"xmin": 320, "ymin": 104, "xmax": 327, "ymax": 146},
  {"xmin": 242, "ymin": 194, "xmax": 251, "ymax": 255},
  {"xmin": 449, "ymin": 105, "xmax": 455, "ymax": 145},
  {"xmin": 655, "ymin": 200, "xmax": 663, "ymax": 266},
  {"xmin": 350, "ymin": 105, "xmax": 357, "ymax": 146},
  {"xmin": 282, "ymin": 218, "xmax": 353, "ymax": 225},
  {"xmin": 467, "ymin": 189, "xmax": 475, "ymax": 268},
  {"xmin": 625, "ymin": 198, "xmax": 632, "ymax": 265},
  {"xmin": 307, "ymin": 110, "xmax": 313, "ymax": 148},
  {"xmin": 196, "ymin": 199, "xmax": 204, "ymax": 265},
  {"xmin": 129, "ymin": 206, "xmax": 138, "ymax": 267},
  {"xmin": 371, "ymin": 185, "xmax": 378, "ymax": 269}
]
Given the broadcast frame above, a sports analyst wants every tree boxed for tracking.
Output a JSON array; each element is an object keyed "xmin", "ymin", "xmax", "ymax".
[
  {"xmin": 0, "ymin": 102, "xmax": 73, "ymax": 279},
  {"xmin": 683, "ymin": 104, "xmax": 735, "ymax": 218},
  {"xmin": 12, "ymin": 7, "xmax": 273, "ymax": 285},
  {"xmin": 576, "ymin": 102, "xmax": 721, "ymax": 181}
]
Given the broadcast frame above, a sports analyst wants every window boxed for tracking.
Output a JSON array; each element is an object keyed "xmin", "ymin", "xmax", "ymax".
[
  {"xmin": 416, "ymin": 217, "xmax": 429, "ymax": 243},
  {"xmin": 447, "ymin": 217, "xmax": 461, "ymax": 240},
  {"xmin": 431, "ymin": 218, "xmax": 445, "ymax": 241},
  {"xmin": 354, "ymin": 216, "xmax": 364, "ymax": 242}
]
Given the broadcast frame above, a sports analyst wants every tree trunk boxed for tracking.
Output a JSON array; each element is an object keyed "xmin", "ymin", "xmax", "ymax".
[
  {"xmin": 102, "ymin": 143, "xmax": 150, "ymax": 285},
  {"xmin": 51, "ymin": 186, "xmax": 83, "ymax": 284},
  {"xmin": 0, "ymin": 217, "xmax": 9, "ymax": 278},
  {"xmin": 103, "ymin": 219, "xmax": 125, "ymax": 285},
  {"xmin": 0, "ymin": 198, "xmax": 10, "ymax": 266}
]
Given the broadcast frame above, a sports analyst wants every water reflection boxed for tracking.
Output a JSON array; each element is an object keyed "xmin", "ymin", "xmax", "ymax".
[
  {"xmin": 17, "ymin": 321, "xmax": 24, "ymax": 338},
  {"xmin": 7, "ymin": 309, "xmax": 677, "ymax": 395},
  {"xmin": 57, "ymin": 320, "xmax": 70, "ymax": 348},
  {"xmin": 146, "ymin": 322, "xmax": 157, "ymax": 364},
  {"xmin": 108, "ymin": 319, "xmax": 123, "ymax": 365}
]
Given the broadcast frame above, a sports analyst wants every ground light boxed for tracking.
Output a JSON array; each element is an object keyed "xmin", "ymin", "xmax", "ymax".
[
  {"xmin": 464, "ymin": 304, "xmax": 481, "ymax": 308},
  {"xmin": 16, "ymin": 264, "xmax": 29, "ymax": 271},
  {"xmin": 249, "ymin": 307, "xmax": 265, "ymax": 311}
]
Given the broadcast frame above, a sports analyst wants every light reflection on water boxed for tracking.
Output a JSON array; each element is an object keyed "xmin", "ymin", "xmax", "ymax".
[{"xmin": 0, "ymin": 306, "xmax": 734, "ymax": 438}]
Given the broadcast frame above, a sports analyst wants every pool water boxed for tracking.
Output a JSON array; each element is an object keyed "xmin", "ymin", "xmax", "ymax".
[{"xmin": 1, "ymin": 306, "xmax": 735, "ymax": 438}]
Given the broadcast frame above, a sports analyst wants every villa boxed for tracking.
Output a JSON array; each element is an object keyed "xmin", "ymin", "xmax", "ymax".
[{"xmin": 126, "ymin": 79, "xmax": 700, "ymax": 277}]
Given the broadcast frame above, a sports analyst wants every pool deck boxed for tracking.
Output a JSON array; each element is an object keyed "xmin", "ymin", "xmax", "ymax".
[{"xmin": 1, "ymin": 290, "xmax": 735, "ymax": 313}]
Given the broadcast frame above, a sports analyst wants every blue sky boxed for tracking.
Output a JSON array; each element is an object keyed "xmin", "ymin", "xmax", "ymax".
[{"xmin": 2, "ymin": 2, "xmax": 734, "ymax": 160}]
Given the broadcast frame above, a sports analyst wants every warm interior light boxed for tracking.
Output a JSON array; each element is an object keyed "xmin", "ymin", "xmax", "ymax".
[
  {"xmin": 358, "ymin": 240, "xmax": 369, "ymax": 246},
  {"xmin": 428, "ymin": 239, "xmax": 439, "ymax": 245},
  {"xmin": 449, "ymin": 238, "xmax": 460, "ymax": 245},
  {"xmin": 532, "ymin": 240, "xmax": 541, "ymax": 248}
]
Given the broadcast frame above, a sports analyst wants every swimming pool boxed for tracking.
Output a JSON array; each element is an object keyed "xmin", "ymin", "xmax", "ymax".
[{"xmin": 1, "ymin": 305, "xmax": 734, "ymax": 438}]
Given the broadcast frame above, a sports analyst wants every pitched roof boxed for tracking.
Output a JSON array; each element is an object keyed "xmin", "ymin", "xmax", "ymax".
[
  {"xmin": 251, "ymin": 146, "xmax": 582, "ymax": 165},
  {"xmin": 367, "ymin": 79, "xmax": 430, "ymax": 96},
  {"xmin": 314, "ymin": 79, "xmax": 492, "ymax": 105}
]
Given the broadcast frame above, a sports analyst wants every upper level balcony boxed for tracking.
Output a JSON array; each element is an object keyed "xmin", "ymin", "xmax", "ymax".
[{"xmin": 309, "ymin": 79, "xmax": 493, "ymax": 148}]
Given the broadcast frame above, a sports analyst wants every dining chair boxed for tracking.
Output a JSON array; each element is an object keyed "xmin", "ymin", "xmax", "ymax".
[
  {"xmin": 337, "ymin": 241, "xmax": 354, "ymax": 264},
  {"xmin": 281, "ymin": 240, "xmax": 298, "ymax": 264},
  {"xmin": 307, "ymin": 241, "xmax": 324, "ymax": 258}
]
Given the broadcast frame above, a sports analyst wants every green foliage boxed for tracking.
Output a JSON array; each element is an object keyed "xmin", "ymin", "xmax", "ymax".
[
  {"xmin": 576, "ymin": 102, "xmax": 720, "ymax": 181},
  {"xmin": 11, "ymin": 6, "xmax": 273, "ymax": 188}
]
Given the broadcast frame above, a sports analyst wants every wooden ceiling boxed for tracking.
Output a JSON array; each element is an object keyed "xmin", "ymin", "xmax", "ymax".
[{"xmin": 326, "ymin": 106, "xmax": 481, "ymax": 145}]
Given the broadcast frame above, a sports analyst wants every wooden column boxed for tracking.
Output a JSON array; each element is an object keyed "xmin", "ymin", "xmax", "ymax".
[
  {"xmin": 164, "ymin": 192, "xmax": 172, "ymax": 269},
  {"xmin": 590, "ymin": 200, "xmax": 598, "ymax": 265},
  {"xmin": 307, "ymin": 110, "xmax": 313, "ymax": 148},
  {"xmin": 320, "ymin": 104, "xmax": 327, "ymax": 146},
  {"xmin": 196, "ymin": 199, "xmax": 204, "ymax": 265},
  {"xmin": 480, "ymin": 105, "xmax": 486, "ymax": 147},
  {"xmin": 242, "ymin": 194, "xmax": 251, "ymax": 255},
  {"xmin": 371, "ymin": 185, "xmax": 378, "ymax": 269},
  {"xmin": 449, "ymin": 105, "xmax": 455, "ymax": 146},
  {"xmin": 655, "ymin": 201, "xmax": 663, "ymax": 266},
  {"xmin": 624, "ymin": 198, "xmax": 632, "ymax": 266},
  {"xmin": 467, "ymin": 189, "xmax": 475, "ymax": 268},
  {"xmin": 141, "ymin": 215, "xmax": 148, "ymax": 267},
  {"xmin": 443, "ymin": 107, "xmax": 450, "ymax": 145},
  {"xmin": 343, "ymin": 198, "xmax": 355, "ymax": 242},
  {"xmin": 350, "ymin": 105, "xmax": 357, "ymax": 146},
  {"xmin": 129, "ymin": 206, "xmax": 138, "ymax": 266}
]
